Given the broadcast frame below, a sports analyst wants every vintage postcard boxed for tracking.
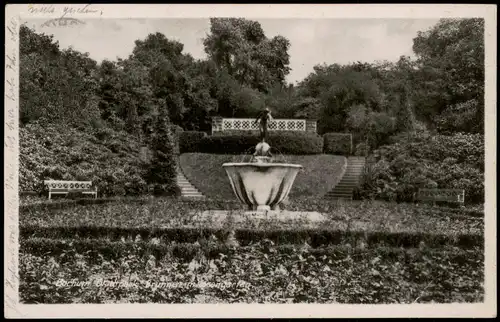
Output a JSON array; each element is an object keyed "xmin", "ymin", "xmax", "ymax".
[{"xmin": 5, "ymin": 3, "xmax": 497, "ymax": 318}]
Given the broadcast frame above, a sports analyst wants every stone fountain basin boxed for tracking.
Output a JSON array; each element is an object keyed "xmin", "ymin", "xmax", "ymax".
[{"xmin": 222, "ymin": 162, "xmax": 303, "ymax": 211}]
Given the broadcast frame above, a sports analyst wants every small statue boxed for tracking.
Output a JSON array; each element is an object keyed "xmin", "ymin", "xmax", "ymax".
[{"xmin": 254, "ymin": 107, "xmax": 273, "ymax": 141}]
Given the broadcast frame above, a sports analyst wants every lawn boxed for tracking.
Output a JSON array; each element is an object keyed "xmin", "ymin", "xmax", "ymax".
[
  {"xmin": 179, "ymin": 153, "xmax": 346, "ymax": 200},
  {"xmin": 20, "ymin": 198, "xmax": 483, "ymax": 241}
]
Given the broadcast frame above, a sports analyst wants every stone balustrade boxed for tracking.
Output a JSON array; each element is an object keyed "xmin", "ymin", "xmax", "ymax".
[{"xmin": 212, "ymin": 117, "xmax": 317, "ymax": 134}]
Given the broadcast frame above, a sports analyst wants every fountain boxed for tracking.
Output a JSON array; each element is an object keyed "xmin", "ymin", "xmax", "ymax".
[
  {"xmin": 191, "ymin": 110, "xmax": 326, "ymax": 225},
  {"xmin": 222, "ymin": 139, "xmax": 303, "ymax": 212}
]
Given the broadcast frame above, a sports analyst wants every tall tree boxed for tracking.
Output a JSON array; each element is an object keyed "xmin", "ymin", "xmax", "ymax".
[
  {"xmin": 412, "ymin": 18, "xmax": 484, "ymax": 132},
  {"xmin": 19, "ymin": 25, "xmax": 100, "ymax": 126},
  {"xmin": 148, "ymin": 107, "xmax": 178, "ymax": 196},
  {"xmin": 203, "ymin": 18, "xmax": 291, "ymax": 93}
]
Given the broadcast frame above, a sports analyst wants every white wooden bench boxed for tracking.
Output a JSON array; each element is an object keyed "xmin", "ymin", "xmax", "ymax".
[
  {"xmin": 43, "ymin": 180, "xmax": 98, "ymax": 200},
  {"xmin": 416, "ymin": 188, "xmax": 465, "ymax": 206}
]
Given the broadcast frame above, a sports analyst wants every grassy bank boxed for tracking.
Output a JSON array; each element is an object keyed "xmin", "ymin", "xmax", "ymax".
[{"xmin": 179, "ymin": 153, "xmax": 346, "ymax": 200}]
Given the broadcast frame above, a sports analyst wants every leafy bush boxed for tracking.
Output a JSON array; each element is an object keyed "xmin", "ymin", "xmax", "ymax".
[
  {"xmin": 359, "ymin": 133, "xmax": 484, "ymax": 204},
  {"xmin": 199, "ymin": 131, "xmax": 323, "ymax": 155},
  {"xmin": 436, "ymin": 100, "xmax": 482, "ymax": 134},
  {"xmin": 323, "ymin": 133, "xmax": 352, "ymax": 155},
  {"xmin": 20, "ymin": 119, "xmax": 151, "ymax": 197},
  {"xmin": 346, "ymin": 105, "xmax": 396, "ymax": 150},
  {"xmin": 354, "ymin": 142, "xmax": 369, "ymax": 156},
  {"xmin": 179, "ymin": 131, "xmax": 208, "ymax": 154}
]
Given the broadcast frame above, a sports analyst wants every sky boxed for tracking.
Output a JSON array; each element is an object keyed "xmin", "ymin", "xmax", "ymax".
[{"xmin": 25, "ymin": 18, "xmax": 440, "ymax": 84}]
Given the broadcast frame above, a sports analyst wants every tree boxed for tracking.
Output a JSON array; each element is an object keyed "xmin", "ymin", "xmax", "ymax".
[
  {"xmin": 395, "ymin": 83, "xmax": 416, "ymax": 133},
  {"xmin": 296, "ymin": 62, "xmax": 383, "ymax": 134},
  {"xmin": 412, "ymin": 18, "xmax": 484, "ymax": 132},
  {"xmin": 148, "ymin": 107, "xmax": 179, "ymax": 196},
  {"xmin": 19, "ymin": 25, "xmax": 100, "ymax": 126},
  {"xmin": 203, "ymin": 18, "xmax": 291, "ymax": 93}
]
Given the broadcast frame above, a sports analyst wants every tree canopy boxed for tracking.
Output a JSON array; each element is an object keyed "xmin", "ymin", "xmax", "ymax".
[{"xmin": 20, "ymin": 17, "xmax": 484, "ymax": 145}]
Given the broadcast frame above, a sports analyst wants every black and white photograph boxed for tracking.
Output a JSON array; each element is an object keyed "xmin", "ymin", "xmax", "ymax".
[{"xmin": 4, "ymin": 3, "xmax": 496, "ymax": 318}]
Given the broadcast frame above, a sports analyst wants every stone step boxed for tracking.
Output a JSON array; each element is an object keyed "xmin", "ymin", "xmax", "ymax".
[
  {"xmin": 326, "ymin": 197, "xmax": 353, "ymax": 201},
  {"xmin": 181, "ymin": 188, "xmax": 200, "ymax": 193},
  {"xmin": 177, "ymin": 170, "xmax": 205, "ymax": 198},
  {"xmin": 327, "ymin": 192, "xmax": 352, "ymax": 196},
  {"xmin": 328, "ymin": 190, "xmax": 353, "ymax": 194}
]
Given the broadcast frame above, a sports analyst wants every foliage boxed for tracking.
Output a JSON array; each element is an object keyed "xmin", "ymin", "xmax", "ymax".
[
  {"xmin": 435, "ymin": 100, "xmax": 483, "ymax": 134},
  {"xmin": 297, "ymin": 63, "xmax": 386, "ymax": 135},
  {"xmin": 19, "ymin": 18, "xmax": 485, "ymax": 203},
  {"xmin": 394, "ymin": 84, "xmax": 417, "ymax": 134},
  {"xmin": 20, "ymin": 119, "xmax": 150, "ymax": 197},
  {"xmin": 147, "ymin": 110, "xmax": 180, "ymax": 197},
  {"xmin": 20, "ymin": 25, "xmax": 100, "ymax": 127},
  {"xmin": 204, "ymin": 18, "xmax": 291, "ymax": 93},
  {"xmin": 19, "ymin": 239, "xmax": 483, "ymax": 303},
  {"xmin": 359, "ymin": 133, "xmax": 484, "ymax": 203},
  {"xmin": 179, "ymin": 131, "xmax": 208, "ymax": 154},
  {"xmin": 412, "ymin": 18, "xmax": 484, "ymax": 132},
  {"xmin": 323, "ymin": 133, "xmax": 353, "ymax": 155},
  {"xmin": 198, "ymin": 132, "xmax": 323, "ymax": 155}
]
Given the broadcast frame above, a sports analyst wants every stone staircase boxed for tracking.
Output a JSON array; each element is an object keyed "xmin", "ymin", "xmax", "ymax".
[
  {"xmin": 325, "ymin": 156, "xmax": 366, "ymax": 201},
  {"xmin": 176, "ymin": 168, "xmax": 205, "ymax": 199}
]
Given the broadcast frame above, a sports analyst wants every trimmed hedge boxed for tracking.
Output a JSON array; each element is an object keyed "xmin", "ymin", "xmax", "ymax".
[
  {"xmin": 21, "ymin": 237, "xmax": 482, "ymax": 263},
  {"xmin": 179, "ymin": 131, "xmax": 207, "ymax": 153},
  {"xmin": 19, "ymin": 225, "xmax": 483, "ymax": 249},
  {"xmin": 212, "ymin": 130, "xmax": 258, "ymax": 136},
  {"xmin": 199, "ymin": 131, "xmax": 323, "ymax": 155},
  {"xmin": 323, "ymin": 133, "xmax": 353, "ymax": 155}
]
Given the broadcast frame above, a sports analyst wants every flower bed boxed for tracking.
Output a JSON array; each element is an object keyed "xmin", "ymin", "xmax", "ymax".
[{"xmin": 19, "ymin": 239, "xmax": 484, "ymax": 304}]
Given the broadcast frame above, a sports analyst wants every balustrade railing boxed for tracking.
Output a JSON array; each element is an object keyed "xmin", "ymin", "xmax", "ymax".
[{"xmin": 212, "ymin": 117, "xmax": 317, "ymax": 134}]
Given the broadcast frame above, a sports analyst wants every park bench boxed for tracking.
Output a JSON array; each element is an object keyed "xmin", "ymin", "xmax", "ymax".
[
  {"xmin": 416, "ymin": 188, "xmax": 465, "ymax": 206},
  {"xmin": 43, "ymin": 180, "xmax": 98, "ymax": 200}
]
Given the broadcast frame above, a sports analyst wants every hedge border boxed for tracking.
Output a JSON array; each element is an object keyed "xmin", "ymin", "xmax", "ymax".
[
  {"xmin": 198, "ymin": 132, "xmax": 324, "ymax": 155},
  {"xmin": 21, "ymin": 237, "xmax": 481, "ymax": 263},
  {"xmin": 19, "ymin": 225, "xmax": 483, "ymax": 249}
]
